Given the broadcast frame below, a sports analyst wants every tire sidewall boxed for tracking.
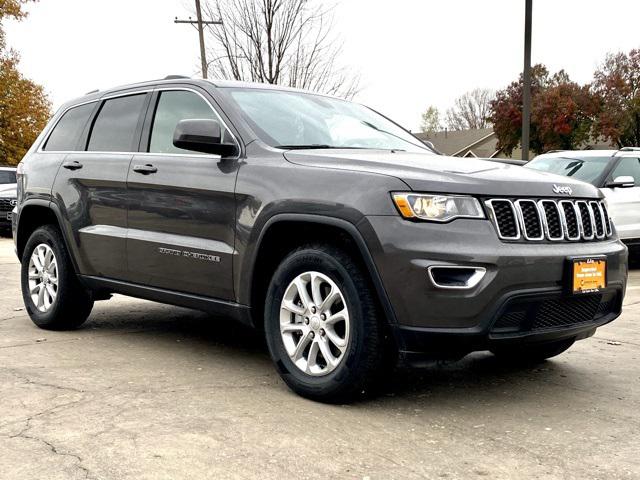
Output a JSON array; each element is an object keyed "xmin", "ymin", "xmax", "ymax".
[{"xmin": 265, "ymin": 248, "xmax": 372, "ymax": 397}]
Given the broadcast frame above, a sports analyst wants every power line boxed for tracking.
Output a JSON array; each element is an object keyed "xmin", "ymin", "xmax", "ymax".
[
  {"xmin": 174, "ymin": 0, "xmax": 222, "ymax": 79},
  {"xmin": 522, "ymin": 0, "xmax": 532, "ymax": 161}
]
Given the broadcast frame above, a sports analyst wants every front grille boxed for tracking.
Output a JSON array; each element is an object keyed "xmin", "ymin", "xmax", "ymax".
[
  {"xmin": 0, "ymin": 198, "xmax": 13, "ymax": 212},
  {"xmin": 491, "ymin": 292, "xmax": 619, "ymax": 334},
  {"xmin": 487, "ymin": 198, "xmax": 612, "ymax": 243}
]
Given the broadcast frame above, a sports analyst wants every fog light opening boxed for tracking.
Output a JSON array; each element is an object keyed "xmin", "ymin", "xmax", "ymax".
[{"xmin": 427, "ymin": 266, "xmax": 486, "ymax": 290}]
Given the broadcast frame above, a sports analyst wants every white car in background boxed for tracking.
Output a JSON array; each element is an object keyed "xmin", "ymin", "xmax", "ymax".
[
  {"xmin": 526, "ymin": 148, "xmax": 640, "ymax": 261},
  {"xmin": 0, "ymin": 166, "xmax": 17, "ymax": 235}
]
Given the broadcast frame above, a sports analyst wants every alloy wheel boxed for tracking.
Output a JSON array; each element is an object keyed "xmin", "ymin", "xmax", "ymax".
[
  {"xmin": 28, "ymin": 243, "xmax": 58, "ymax": 313},
  {"xmin": 279, "ymin": 271, "xmax": 350, "ymax": 376}
]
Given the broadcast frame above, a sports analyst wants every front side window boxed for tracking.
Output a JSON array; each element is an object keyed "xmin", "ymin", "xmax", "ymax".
[
  {"xmin": 87, "ymin": 94, "xmax": 147, "ymax": 152},
  {"xmin": 221, "ymin": 87, "xmax": 431, "ymax": 153},
  {"xmin": 149, "ymin": 90, "xmax": 227, "ymax": 154},
  {"xmin": 611, "ymin": 157, "xmax": 640, "ymax": 184},
  {"xmin": 525, "ymin": 156, "xmax": 612, "ymax": 185},
  {"xmin": 43, "ymin": 103, "xmax": 95, "ymax": 151}
]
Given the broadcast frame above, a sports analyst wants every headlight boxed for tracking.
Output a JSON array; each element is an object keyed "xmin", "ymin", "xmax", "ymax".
[{"xmin": 392, "ymin": 193, "xmax": 485, "ymax": 222}]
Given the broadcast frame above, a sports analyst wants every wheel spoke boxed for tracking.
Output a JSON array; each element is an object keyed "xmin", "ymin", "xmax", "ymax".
[
  {"xmin": 307, "ymin": 341, "xmax": 320, "ymax": 371},
  {"xmin": 319, "ymin": 289, "xmax": 340, "ymax": 313},
  {"xmin": 324, "ymin": 326, "xmax": 347, "ymax": 349},
  {"xmin": 292, "ymin": 331, "xmax": 313, "ymax": 361},
  {"xmin": 49, "ymin": 275, "xmax": 58, "ymax": 286},
  {"xmin": 281, "ymin": 322, "xmax": 305, "ymax": 334},
  {"xmin": 47, "ymin": 259, "xmax": 57, "ymax": 275},
  {"xmin": 310, "ymin": 273, "xmax": 324, "ymax": 306},
  {"xmin": 37, "ymin": 247, "xmax": 46, "ymax": 269},
  {"xmin": 30, "ymin": 282, "xmax": 41, "ymax": 294},
  {"xmin": 37, "ymin": 283, "xmax": 45, "ymax": 309},
  {"xmin": 28, "ymin": 272, "xmax": 41, "ymax": 280},
  {"xmin": 44, "ymin": 248, "xmax": 54, "ymax": 269},
  {"xmin": 294, "ymin": 278, "xmax": 312, "ymax": 310},
  {"xmin": 324, "ymin": 309, "xmax": 346, "ymax": 326},
  {"xmin": 46, "ymin": 284, "xmax": 56, "ymax": 299},
  {"xmin": 281, "ymin": 299, "xmax": 305, "ymax": 316},
  {"xmin": 318, "ymin": 336, "xmax": 337, "ymax": 367},
  {"xmin": 32, "ymin": 255, "xmax": 43, "ymax": 273}
]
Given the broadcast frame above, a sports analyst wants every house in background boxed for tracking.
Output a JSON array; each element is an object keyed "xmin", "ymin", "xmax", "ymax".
[
  {"xmin": 416, "ymin": 127, "xmax": 616, "ymax": 160},
  {"xmin": 415, "ymin": 128, "xmax": 522, "ymax": 159}
]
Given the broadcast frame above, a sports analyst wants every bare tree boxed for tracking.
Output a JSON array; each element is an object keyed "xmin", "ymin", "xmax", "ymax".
[
  {"xmin": 445, "ymin": 88, "xmax": 495, "ymax": 130},
  {"xmin": 202, "ymin": 0, "xmax": 359, "ymax": 98}
]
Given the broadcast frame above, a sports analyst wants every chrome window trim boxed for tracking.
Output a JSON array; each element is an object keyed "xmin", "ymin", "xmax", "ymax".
[
  {"xmin": 514, "ymin": 199, "xmax": 544, "ymax": 241},
  {"xmin": 538, "ymin": 200, "xmax": 564, "ymax": 241},
  {"xmin": 427, "ymin": 266, "xmax": 487, "ymax": 290},
  {"xmin": 36, "ymin": 86, "xmax": 241, "ymax": 160},
  {"xmin": 589, "ymin": 201, "xmax": 606, "ymax": 239},
  {"xmin": 558, "ymin": 200, "xmax": 581, "ymax": 241},
  {"xmin": 576, "ymin": 200, "xmax": 595, "ymax": 240},
  {"xmin": 486, "ymin": 199, "xmax": 520, "ymax": 240}
]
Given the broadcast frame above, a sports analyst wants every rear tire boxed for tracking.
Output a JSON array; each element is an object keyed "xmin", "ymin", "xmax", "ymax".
[
  {"xmin": 21, "ymin": 225, "xmax": 93, "ymax": 330},
  {"xmin": 264, "ymin": 244, "xmax": 386, "ymax": 403},
  {"xmin": 491, "ymin": 338, "xmax": 575, "ymax": 364}
]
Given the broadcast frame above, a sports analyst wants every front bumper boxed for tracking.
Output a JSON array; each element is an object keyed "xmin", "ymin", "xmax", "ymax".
[{"xmin": 363, "ymin": 216, "xmax": 628, "ymax": 358}]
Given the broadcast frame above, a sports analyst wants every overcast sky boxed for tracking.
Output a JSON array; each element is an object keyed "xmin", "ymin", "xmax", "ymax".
[{"xmin": 5, "ymin": 0, "xmax": 640, "ymax": 130}]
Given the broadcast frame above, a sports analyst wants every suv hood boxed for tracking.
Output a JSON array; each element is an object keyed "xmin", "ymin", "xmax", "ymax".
[
  {"xmin": 0, "ymin": 183, "xmax": 16, "ymax": 196},
  {"xmin": 284, "ymin": 150, "xmax": 601, "ymax": 198}
]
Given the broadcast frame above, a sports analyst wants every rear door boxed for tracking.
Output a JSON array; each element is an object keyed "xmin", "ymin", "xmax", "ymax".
[
  {"xmin": 602, "ymin": 155, "xmax": 640, "ymax": 240},
  {"xmin": 126, "ymin": 87, "xmax": 240, "ymax": 299},
  {"xmin": 52, "ymin": 91, "xmax": 150, "ymax": 279}
]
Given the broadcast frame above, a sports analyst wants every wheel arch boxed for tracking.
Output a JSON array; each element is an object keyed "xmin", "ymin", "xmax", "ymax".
[
  {"xmin": 246, "ymin": 214, "xmax": 398, "ymax": 330},
  {"xmin": 15, "ymin": 201, "xmax": 79, "ymax": 273}
]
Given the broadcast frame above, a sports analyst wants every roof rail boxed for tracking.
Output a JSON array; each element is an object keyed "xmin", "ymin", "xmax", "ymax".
[
  {"xmin": 164, "ymin": 75, "xmax": 191, "ymax": 80},
  {"xmin": 85, "ymin": 88, "xmax": 99, "ymax": 95},
  {"xmin": 545, "ymin": 149, "xmax": 567, "ymax": 154},
  {"xmin": 619, "ymin": 147, "xmax": 640, "ymax": 152}
]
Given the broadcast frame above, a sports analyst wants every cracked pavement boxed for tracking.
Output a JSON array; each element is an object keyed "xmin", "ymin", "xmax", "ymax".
[{"xmin": 0, "ymin": 236, "xmax": 639, "ymax": 479}]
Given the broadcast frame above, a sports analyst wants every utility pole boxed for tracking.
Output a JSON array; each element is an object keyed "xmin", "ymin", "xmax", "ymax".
[
  {"xmin": 522, "ymin": 0, "xmax": 533, "ymax": 161},
  {"xmin": 174, "ymin": 0, "xmax": 222, "ymax": 79}
]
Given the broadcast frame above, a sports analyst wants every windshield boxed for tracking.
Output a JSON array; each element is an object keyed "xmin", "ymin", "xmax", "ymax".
[
  {"xmin": 222, "ymin": 87, "xmax": 431, "ymax": 153},
  {"xmin": 0, "ymin": 171, "xmax": 16, "ymax": 184},
  {"xmin": 525, "ymin": 156, "xmax": 612, "ymax": 185}
]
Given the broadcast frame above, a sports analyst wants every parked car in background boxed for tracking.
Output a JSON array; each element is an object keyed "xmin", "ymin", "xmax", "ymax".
[
  {"xmin": 0, "ymin": 166, "xmax": 17, "ymax": 235},
  {"xmin": 526, "ymin": 149, "xmax": 640, "ymax": 260}
]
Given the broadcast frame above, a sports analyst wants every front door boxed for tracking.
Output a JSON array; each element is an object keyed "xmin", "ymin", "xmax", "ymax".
[
  {"xmin": 602, "ymin": 156, "xmax": 640, "ymax": 241},
  {"xmin": 126, "ymin": 88, "xmax": 239, "ymax": 300}
]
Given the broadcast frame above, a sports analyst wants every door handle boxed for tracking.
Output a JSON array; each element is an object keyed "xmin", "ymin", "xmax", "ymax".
[
  {"xmin": 133, "ymin": 164, "xmax": 158, "ymax": 174},
  {"xmin": 62, "ymin": 160, "xmax": 83, "ymax": 170}
]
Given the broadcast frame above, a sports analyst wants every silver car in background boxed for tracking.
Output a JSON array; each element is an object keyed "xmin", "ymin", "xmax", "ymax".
[
  {"xmin": 0, "ymin": 166, "xmax": 17, "ymax": 235},
  {"xmin": 526, "ymin": 148, "xmax": 640, "ymax": 260}
]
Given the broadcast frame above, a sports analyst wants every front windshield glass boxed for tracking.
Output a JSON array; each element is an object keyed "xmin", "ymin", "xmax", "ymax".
[
  {"xmin": 222, "ymin": 87, "xmax": 431, "ymax": 153},
  {"xmin": 525, "ymin": 156, "xmax": 612, "ymax": 185},
  {"xmin": 0, "ymin": 171, "xmax": 16, "ymax": 184}
]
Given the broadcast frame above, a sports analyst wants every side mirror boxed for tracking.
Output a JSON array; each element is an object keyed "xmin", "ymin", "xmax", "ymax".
[
  {"xmin": 606, "ymin": 175, "xmax": 635, "ymax": 188},
  {"xmin": 173, "ymin": 119, "xmax": 238, "ymax": 157}
]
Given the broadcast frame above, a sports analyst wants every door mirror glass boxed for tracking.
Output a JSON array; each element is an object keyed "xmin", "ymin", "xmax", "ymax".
[
  {"xmin": 173, "ymin": 119, "xmax": 237, "ymax": 156},
  {"xmin": 607, "ymin": 175, "xmax": 635, "ymax": 188}
]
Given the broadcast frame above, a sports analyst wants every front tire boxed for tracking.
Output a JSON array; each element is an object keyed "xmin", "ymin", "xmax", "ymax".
[
  {"xmin": 265, "ymin": 245, "xmax": 386, "ymax": 403},
  {"xmin": 21, "ymin": 225, "xmax": 94, "ymax": 330},
  {"xmin": 491, "ymin": 338, "xmax": 576, "ymax": 363}
]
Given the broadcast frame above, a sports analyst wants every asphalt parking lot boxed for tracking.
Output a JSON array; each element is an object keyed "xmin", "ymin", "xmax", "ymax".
[{"xmin": 0, "ymin": 236, "xmax": 639, "ymax": 480}]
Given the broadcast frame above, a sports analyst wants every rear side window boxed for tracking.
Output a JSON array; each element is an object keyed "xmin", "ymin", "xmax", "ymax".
[
  {"xmin": 43, "ymin": 103, "xmax": 95, "ymax": 151},
  {"xmin": 611, "ymin": 157, "xmax": 640, "ymax": 184},
  {"xmin": 87, "ymin": 94, "xmax": 147, "ymax": 152}
]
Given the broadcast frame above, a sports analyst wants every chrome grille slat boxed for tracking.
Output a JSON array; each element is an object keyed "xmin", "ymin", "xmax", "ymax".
[{"xmin": 488, "ymin": 198, "xmax": 612, "ymax": 243}]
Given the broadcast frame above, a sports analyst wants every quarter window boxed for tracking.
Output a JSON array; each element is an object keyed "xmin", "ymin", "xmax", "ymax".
[
  {"xmin": 611, "ymin": 157, "xmax": 640, "ymax": 185},
  {"xmin": 149, "ymin": 90, "xmax": 227, "ymax": 154},
  {"xmin": 43, "ymin": 103, "xmax": 95, "ymax": 151},
  {"xmin": 87, "ymin": 94, "xmax": 147, "ymax": 152}
]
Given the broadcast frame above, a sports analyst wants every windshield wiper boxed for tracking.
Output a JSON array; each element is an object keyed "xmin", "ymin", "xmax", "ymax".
[{"xmin": 275, "ymin": 144, "xmax": 367, "ymax": 150}]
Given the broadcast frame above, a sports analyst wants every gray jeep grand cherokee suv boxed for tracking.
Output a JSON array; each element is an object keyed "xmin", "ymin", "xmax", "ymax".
[{"xmin": 12, "ymin": 78, "xmax": 628, "ymax": 402}]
